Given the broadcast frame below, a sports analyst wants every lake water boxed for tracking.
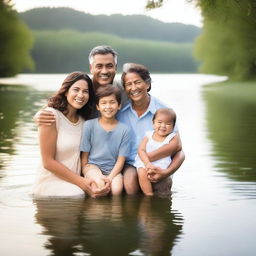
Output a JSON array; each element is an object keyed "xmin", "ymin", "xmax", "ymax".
[{"xmin": 0, "ymin": 74, "xmax": 256, "ymax": 256}]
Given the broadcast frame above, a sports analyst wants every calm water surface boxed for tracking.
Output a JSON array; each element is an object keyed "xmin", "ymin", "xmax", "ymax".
[{"xmin": 0, "ymin": 74, "xmax": 256, "ymax": 256}]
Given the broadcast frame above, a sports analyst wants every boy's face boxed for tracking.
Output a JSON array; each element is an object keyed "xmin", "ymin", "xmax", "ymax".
[
  {"xmin": 96, "ymin": 94, "xmax": 121, "ymax": 119},
  {"xmin": 90, "ymin": 54, "xmax": 117, "ymax": 86},
  {"xmin": 153, "ymin": 113, "xmax": 174, "ymax": 137}
]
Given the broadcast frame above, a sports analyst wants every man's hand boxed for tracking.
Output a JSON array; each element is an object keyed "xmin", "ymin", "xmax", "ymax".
[
  {"xmin": 147, "ymin": 166, "xmax": 167, "ymax": 183},
  {"xmin": 34, "ymin": 109, "xmax": 56, "ymax": 126}
]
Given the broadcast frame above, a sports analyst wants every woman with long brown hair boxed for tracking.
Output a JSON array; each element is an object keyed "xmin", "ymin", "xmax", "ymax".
[{"xmin": 32, "ymin": 71, "xmax": 109, "ymax": 198}]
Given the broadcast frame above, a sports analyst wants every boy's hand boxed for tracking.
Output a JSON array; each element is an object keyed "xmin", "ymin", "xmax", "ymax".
[{"xmin": 34, "ymin": 109, "xmax": 56, "ymax": 126}]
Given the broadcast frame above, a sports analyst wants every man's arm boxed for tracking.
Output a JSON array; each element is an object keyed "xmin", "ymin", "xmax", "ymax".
[{"xmin": 34, "ymin": 109, "xmax": 56, "ymax": 126}]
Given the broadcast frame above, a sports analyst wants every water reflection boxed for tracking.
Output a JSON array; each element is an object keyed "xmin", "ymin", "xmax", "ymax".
[
  {"xmin": 0, "ymin": 83, "xmax": 49, "ymax": 170},
  {"xmin": 34, "ymin": 196, "xmax": 183, "ymax": 256},
  {"xmin": 204, "ymin": 82, "xmax": 256, "ymax": 198}
]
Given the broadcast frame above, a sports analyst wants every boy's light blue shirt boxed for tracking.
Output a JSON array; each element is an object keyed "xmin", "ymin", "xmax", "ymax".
[
  {"xmin": 117, "ymin": 95, "xmax": 178, "ymax": 164},
  {"xmin": 80, "ymin": 118, "xmax": 131, "ymax": 174}
]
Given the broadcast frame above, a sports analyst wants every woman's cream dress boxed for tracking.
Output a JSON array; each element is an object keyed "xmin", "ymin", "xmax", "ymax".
[{"xmin": 32, "ymin": 107, "xmax": 85, "ymax": 198}]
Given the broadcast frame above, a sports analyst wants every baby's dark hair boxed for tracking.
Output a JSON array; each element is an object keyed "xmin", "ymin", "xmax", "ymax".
[
  {"xmin": 95, "ymin": 84, "xmax": 122, "ymax": 105},
  {"xmin": 153, "ymin": 108, "xmax": 176, "ymax": 126}
]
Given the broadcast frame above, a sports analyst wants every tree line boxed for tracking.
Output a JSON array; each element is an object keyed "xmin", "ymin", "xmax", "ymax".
[
  {"xmin": 147, "ymin": 0, "xmax": 256, "ymax": 80},
  {"xmin": 30, "ymin": 30, "xmax": 198, "ymax": 73},
  {"xmin": 20, "ymin": 7, "xmax": 201, "ymax": 43}
]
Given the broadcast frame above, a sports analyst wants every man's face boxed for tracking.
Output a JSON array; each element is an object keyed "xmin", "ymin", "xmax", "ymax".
[{"xmin": 90, "ymin": 53, "xmax": 117, "ymax": 86}]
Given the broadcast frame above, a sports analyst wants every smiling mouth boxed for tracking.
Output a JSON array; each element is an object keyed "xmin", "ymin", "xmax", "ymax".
[
  {"xmin": 99, "ymin": 74, "xmax": 110, "ymax": 80},
  {"xmin": 75, "ymin": 99, "xmax": 84, "ymax": 104},
  {"xmin": 130, "ymin": 91, "xmax": 140, "ymax": 97}
]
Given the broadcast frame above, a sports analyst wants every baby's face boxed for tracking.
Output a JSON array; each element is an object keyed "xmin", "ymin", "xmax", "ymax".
[{"xmin": 153, "ymin": 113, "xmax": 174, "ymax": 137}]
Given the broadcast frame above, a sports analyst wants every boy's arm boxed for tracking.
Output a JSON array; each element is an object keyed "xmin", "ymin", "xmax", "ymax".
[
  {"xmin": 81, "ymin": 152, "xmax": 89, "ymax": 176},
  {"xmin": 108, "ymin": 156, "xmax": 125, "ymax": 182},
  {"xmin": 147, "ymin": 133, "xmax": 182, "ymax": 162}
]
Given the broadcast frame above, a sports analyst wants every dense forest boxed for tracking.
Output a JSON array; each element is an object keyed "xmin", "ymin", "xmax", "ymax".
[
  {"xmin": 19, "ymin": 7, "xmax": 200, "ymax": 74},
  {"xmin": 0, "ymin": 0, "xmax": 33, "ymax": 77},
  {"xmin": 31, "ymin": 30, "xmax": 197, "ymax": 73},
  {"xmin": 147, "ymin": 0, "xmax": 256, "ymax": 80},
  {"xmin": 20, "ymin": 7, "xmax": 201, "ymax": 43}
]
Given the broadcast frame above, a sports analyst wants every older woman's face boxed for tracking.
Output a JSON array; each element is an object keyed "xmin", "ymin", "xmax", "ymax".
[{"xmin": 123, "ymin": 72, "xmax": 150, "ymax": 103}]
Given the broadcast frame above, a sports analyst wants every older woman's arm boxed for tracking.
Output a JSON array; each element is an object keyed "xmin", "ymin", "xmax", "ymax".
[
  {"xmin": 147, "ymin": 150, "xmax": 185, "ymax": 183},
  {"xmin": 147, "ymin": 133, "xmax": 182, "ymax": 162}
]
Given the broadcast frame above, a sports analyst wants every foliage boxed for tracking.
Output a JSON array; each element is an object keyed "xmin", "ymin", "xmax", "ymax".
[
  {"xmin": 19, "ymin": 7, "xmax": 201, "ymax": 43},
  {"xmin": 194, "ymin": 0, "xmax": 256, "ymax": 80},
  {"xmin": 147, "ymin": 0, "xmax": 256, "ymax": 80},
  {"xmin": 146, "ymin": 0, "xmax": 164, "ymax": 9},
  {"xmin": 0, "ymin": 0, "xmax": 34, "ymax": 77},
  {"xmin": 31, "ymin": 30, "xmax": 198, "ymax": 73}
]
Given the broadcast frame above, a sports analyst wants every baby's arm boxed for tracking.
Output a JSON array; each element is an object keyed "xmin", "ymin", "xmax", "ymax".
[
  {"xmin": 147, "ymin": 132, "xmax": 182, "ymax": 162},
  {"xmin": 138, "ymin": 136, "xmax": 156, "ymax": 169}
]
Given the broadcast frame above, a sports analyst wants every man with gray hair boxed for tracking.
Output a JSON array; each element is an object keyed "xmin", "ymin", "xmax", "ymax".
[
  {"xmin": 36, "ymin": 45, "xmax": 135, "ymax": 195},
  {"xmin": 88, "ymin": 45, "xmax": 128, "ymax": 107},
  {"xmin": 35, "ymin": 45, "xmax": 184, "ymax": 196}
]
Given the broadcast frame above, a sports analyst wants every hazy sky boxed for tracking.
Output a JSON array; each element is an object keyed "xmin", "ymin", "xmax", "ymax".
[{"xmin": 13, "ymin": 0, "xmax": 202, "ymax": 27}]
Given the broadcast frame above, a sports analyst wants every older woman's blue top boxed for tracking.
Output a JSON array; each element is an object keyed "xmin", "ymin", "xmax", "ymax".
[{"xmin": 117, "ymin": 95, "xmax": 178, "ymax": 165}]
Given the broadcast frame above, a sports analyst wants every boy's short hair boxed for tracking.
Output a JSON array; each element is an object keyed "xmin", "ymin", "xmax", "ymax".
[
  {"xmin": 95, "ymin": 84, "xmax": 122, "ymax": 105},
  {"xmin": 153, "ymin": 108, "xmax": 176, "ymax": 126}
]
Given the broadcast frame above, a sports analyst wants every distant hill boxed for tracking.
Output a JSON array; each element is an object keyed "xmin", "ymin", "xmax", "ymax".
[{"xmin": 19, "ymin": 7, "xmax": 201, "ymax": 43}]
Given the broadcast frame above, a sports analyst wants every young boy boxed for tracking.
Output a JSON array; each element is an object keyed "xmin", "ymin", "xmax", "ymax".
[{"xmin": 80, "ymin": 85, "xmax": 131, "ymax": 196}]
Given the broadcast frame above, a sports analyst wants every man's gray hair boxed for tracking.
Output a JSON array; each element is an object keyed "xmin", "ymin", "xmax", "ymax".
[{"xmin": 88, "ymin": 45, "xmax": 118, "ymax": 65}]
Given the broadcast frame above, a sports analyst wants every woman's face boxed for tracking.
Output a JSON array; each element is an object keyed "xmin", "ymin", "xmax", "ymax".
[
  {"xmin": 123, "ymin": 72, "xmax": 150, "ymax": 103},
  {"xmin": 65, "ymin": 79, "xmax": 89, "ymax": 110}
]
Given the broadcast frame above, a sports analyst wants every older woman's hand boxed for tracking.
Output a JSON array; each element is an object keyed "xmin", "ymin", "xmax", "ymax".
[{"xmin": 147, "ymin": 167, "xmax": 168, "ymax": 183}]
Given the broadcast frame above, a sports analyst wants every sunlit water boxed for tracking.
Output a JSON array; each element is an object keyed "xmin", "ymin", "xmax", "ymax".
[{"xmin": 0, "ymin": 74, "xmax": 256, "ymax": 256}]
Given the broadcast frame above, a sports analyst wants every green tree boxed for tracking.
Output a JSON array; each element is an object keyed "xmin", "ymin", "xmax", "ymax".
[
  {"xmin": 147, "ymin": 0, "xmax": 256, "ymax": 80},
  {"xmin": 194, "ymin": 0, "xmax": 256, "ymax": 80},
  {"xmin": 0, "ymin": 0, "xmax": 34, "ymax": 77}
]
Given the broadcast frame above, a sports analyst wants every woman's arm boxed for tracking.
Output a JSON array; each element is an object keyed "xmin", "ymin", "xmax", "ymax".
[
  {"xmin": 147, "ymin": 133, "xmax": 182, "ymax": 162},
  {"xmin": 39, "ymin": 123, "xmax": 88, "ymax": 191},
  {"xmin": 108, "ymin": 156, "xmax": 125, "ymax": 182}
]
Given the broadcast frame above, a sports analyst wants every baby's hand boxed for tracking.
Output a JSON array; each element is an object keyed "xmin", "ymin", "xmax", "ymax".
[{"xmin": 145, "ymin": 163, "xmax": 156, "ymax": 170}]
